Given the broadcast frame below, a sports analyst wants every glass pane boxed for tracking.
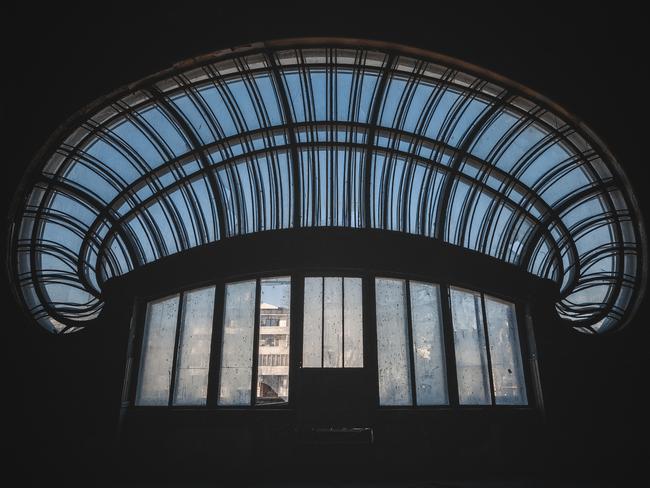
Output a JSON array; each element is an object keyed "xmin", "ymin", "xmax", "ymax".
[
  {"xmin": 172, "ymin": 286, "xmax": 215, "ymax": 406},
  {"xmin": 485, "ymin": 296, "xmax": 528, "ymax": 405},
  {"xmin": 302, "ymin": 277, "xmax": 323, "ymax": 367},
  {"xmin": 410, "ymin": 282, "xmax": 448, "ymax": 405},
  {"xmin": 257, "ymin": 277, "xmax": 291, "ymax": 404},
  {"xmin": 376, "ymin": 278, "xmax": 412, "ymax": 406},
  {"xmin": 218, "ymin": 280, "xmax": 256, "ymax": 406},
  {"xmin": 323, "ymin": 277, "xmax": 343, "ymax": 368},
  {"xmin": 303, "ymin": 276, "xmax": 363, "ymax": 368},
  {"xmin": 343, "ymin": 277, "xmax": 363, "ymax": 367},
  {"xmin": 135, "ymin": 294, "xmax": 180, "ymax": 406},
  {"xmin": 450, "ymin": 288, "xmax": 491, "ymax": 405}
]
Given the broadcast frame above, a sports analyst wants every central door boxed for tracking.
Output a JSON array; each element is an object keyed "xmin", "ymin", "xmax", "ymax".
[{"xmin": 295, "ymin": 276, "xmax": 374, "ymax": 427}]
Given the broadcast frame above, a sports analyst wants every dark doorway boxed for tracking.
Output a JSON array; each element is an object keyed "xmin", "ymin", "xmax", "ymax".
[{"xmin": 296, "ymin": 275, "xmax": 374, "ymax": 429}]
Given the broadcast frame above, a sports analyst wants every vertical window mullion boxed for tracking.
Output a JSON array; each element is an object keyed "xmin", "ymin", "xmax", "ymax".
[
  {"xmin": 119, "ymin": 299, "xmax": 141, "ymax": 441},
  {"xmin": 480, "ymin": 293, "xmax": 496, "ymax": 406},
  {"xmin": 405, "ymin": 280, "xmax": 418, "ymax": 406},
  {"xmin": 521, "ymin": 301, "xmax": 542, "ymax": 412},
  {"xmin": 365, "ymin": 274, "xmax": 379, "ymax": 408},
  {"xmin": 440, "ymin": 284, "xmax": 459, "ymax": 407},
  {"xmin": 168, "ymin": 291, "xmax": 185, "ymax": 406},
  {"xmin": 289, "ymin": 272, "xmax": 304, "ymax": 404},
  {"xmin": 341, "ymin": 277, "xmax": 345, "ymax": 368},
  {"xmin": 125, "ymin": 298, "xmax": 144, "ymax": 406},
  {"xmin": 321, "ymin": 277, "xmax": 325, "ymax": 367},
  {"xmin": 207, "ymin": 282, "xmax": 225, "ymax": 406},
  {"xmin": 251, "ymin": 278, "xmax": 262, "ymax": 406}
]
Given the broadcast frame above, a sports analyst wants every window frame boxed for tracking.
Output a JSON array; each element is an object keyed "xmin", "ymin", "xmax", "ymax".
[
  {"xmin": 374, "ymin": 276, "xmax": 450, "ymax": 408},
  {"xmin": 130, "ymin": 285, "xmax": 217, "ymax": 407},
  {"xmin": 301, "ymin": 274, "xmax": 365, "ymax": 369},
  {"xmin": 124, "ymin": 268, "xmax": 537, "ymax": 412},
  {"xmin": 447, "ymin": 284, "xmax": 533, "ymax": 408}
]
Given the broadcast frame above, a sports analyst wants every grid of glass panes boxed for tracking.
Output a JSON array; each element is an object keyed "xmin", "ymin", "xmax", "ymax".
[
  {"xmin": 133, "ymin": 276, "xmax": 528, "ymax": 409},
  {"xmin": 449, "ymin": 287, "xmax": 527, "ymax": 405},
  {"xmin": 374, "ymin": 279, "xmax": 527, "ymax": 407},
  {"xmin": 217, "ymin": 276, "xmax": 292, "ymax": 406},
  {"xmin": 375, "ymin": 278, "xmax": 448, "ymax": 406},
  {"xmin": 303, "ymin": 277, "xmax": 363, "ymax": 368},
  {"xmin": 135, "ymin": 286, "xmax": 215, "ymax": 406}
]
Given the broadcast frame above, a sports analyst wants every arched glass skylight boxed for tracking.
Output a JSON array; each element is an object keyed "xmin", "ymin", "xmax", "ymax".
[{"xmin": 8, "ymin": 39, "xmax": 645, "ymax": 334}]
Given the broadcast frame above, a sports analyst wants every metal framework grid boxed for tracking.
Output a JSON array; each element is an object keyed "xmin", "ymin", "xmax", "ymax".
[
  {"xmin": 122, "ymin": 272, "xmax": 538, "ymax": 410},
  {"xmin": 6, "ymin": 38, "xmax": 646, "ymax": 335}
]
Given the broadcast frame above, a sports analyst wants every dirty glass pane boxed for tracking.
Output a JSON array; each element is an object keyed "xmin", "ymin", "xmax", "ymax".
[
  {"xmin": 257, "ymin": 277, "xmax": 291, "ymax": 404},
  {"xmin": 172, "ymin": 286, "xmax": 215, "ymax": 406},
  {"xmin": 450, "ymin": 287, "xmax": 491, "ymax": 405},
  {"xmin": 323, "ymin": 277, "xmax": 343, "ymax": 367},
  {"xmin": 135, "ymin": 294, "xmax": 180, "ymax": 406},
  {"xmin": 302, "ymin": 277, "xmax": 323, "ymax": 367},
  {"xmin": 343, "ymin": 277, "xmax": 363, "ymax": 367},
  {"xmin": 376, "ymin": 278, "xmax": 412, "ymax": 406},
  {"xmin": 485, "ymin": 296, "xmax": 527, "ymax": 405},
  {"xmin": 410, "ymin": 282, "xmax": 448, "ymax": 405},
  {"xmin": 303, "ymin": 276, "xmax": 363, "ymax": 368},
  {"xmin": 218, "ymin": 280, "xmax": 256, "ymax": 406}
]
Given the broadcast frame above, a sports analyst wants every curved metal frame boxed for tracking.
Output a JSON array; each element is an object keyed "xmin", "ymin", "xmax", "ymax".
[{"xmin": 5, "ymin": 38, "xmax": 646, "ymax": 335}]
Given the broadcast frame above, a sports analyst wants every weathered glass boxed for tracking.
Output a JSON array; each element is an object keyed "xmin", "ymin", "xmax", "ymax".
[
  {"xmin": 450, "ymin": 287, "xmax": 491, "ymax": 405},
  {"xmin": 135, "ymin": 295, "xmax": 180, "ymax": 406},
  {"xmin": 218, "ymin": 281, "xmax": 256, "ymax": 406},
  {"xmin": 376, "ymin": 278, "xmax": 412, "ymax": 406},
  {"xmin": 173, "ymin": 286, "xmax": 215, "ymax": 406}
]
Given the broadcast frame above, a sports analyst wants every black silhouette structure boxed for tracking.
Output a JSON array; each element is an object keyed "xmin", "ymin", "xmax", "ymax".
[{"xmin": 4, "ymin": 4, "xmax": 648, "ymax": 486}]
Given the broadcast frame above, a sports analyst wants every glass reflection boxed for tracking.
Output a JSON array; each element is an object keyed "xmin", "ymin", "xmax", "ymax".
[{"xmin": 257, "ymin": 277, "xmax": 291, "ymax": 404}]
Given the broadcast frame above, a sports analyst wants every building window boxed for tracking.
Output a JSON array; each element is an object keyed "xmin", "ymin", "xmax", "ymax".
[
  {"xmin": 302, "ymin": 277, "xmax": 363, "ymax": 368},
  {"xmin": 217, "ymin": 276, "xmax": 292, "ymax": 406},
  {"xmin": 135, "ymin": 286, "xmax": 215, "ymax": 406},
  {"xmin": 135, "ymin": 294, "xmax": 180, "ymax": 406},
  {"xmin": 132, "ymin": 274, "xmax": 529, "ymax": 409},
  {"xmin": 450, "ymin": 287, "xmax": 527, "ymax": 405},
  {"xmin": 375, "ymin": 278, "xmax": 448, "ymax": 406},
  {"xmin": 257, "ymin": 277, "xmax": 291, "ymax": 404},
  {"xmin": 484, "ymin": 295, "xmax": 528, "ymax": 405},
  {"xmin": 409, "ymin": 281, "xmax": 448, "ymax": 405},
  {"xmin": 217, "ymin": 280, "xmax": 256, "ymax": 406},
  {"xmin": 173, "ymin": 287, "xmax": 217, "ymax": 405}
]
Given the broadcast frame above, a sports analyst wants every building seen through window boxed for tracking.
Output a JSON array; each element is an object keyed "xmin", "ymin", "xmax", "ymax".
[
  {"xmin": 134, "ymin": 276, "xmax": 527, "ymax": 409},
  {"xmin": 257, "ymin": 278, "xmax": 291, "ymax": 404}
]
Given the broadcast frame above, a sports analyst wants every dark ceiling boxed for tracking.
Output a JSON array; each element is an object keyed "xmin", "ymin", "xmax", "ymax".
[{"xmin": 3, "ymin": 3, "xmax": 647, "ymax": 485}]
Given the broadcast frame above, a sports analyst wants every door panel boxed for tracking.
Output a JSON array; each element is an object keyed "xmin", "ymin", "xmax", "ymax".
[
  {"xmin": 297, "ymin": 368, "xmax": 373, "ymax": 426},
  {"xmin": 296, "ymin": 275, "xmax": 373, "ymax": 427}
]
